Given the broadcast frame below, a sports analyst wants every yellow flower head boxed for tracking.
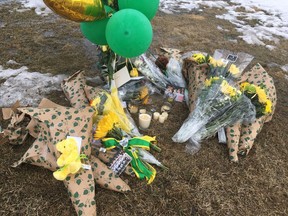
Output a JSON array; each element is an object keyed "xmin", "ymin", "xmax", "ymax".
[
  {"xmin": 209, "ymin": 57, "xmax": 225, "ymax": 67},
  {"xmin": 94, "ymin": 112, "xmax": 120, "ymax": 140},
  {"xmin": 240, "ymin": 82, "xmax": 250, "ymax": 91},
  {"xmin": 130, "ymin": 68, "xmax": 139, "ymax": 77},
  {"xmin": 220, "ymin": 80, "xmax": 239, "ymax": 97},
  {"xmin": 255, "ymin": 86, "xmax": 268, "ymax": 104},
  {"xmin": 192, "ymin": 53, "xmax": 206, "ymax": 64},
  {"xmin": 205, "ymin": 76, "xmax": 220, "ymax": 87},
  {"xmin": 205, "ymin": 78, "xmax": 212, "ymax": 87},
  {"xmin": 265, "ymin": 99, "xmax": 272, "ymax": 114},
  {"xmin": 229, "ymin": 64, "xmax": 240, "ymax": 77}
]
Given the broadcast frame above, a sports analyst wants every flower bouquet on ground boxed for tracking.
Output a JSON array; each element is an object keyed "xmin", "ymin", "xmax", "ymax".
[
  {"xmin": 94, "ymin": 111, "xmax": 166, "ymax": 184},
  {"xmin": 172, "ymin": 75, "xmax": 256, "ymax": 154}
]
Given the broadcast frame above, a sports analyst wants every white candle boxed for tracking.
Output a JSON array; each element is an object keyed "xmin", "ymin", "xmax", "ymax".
[
  {"xmin": 129, "ymin": 105, "xmax": 138, "ymax": 114},
  {"xmin": 159, "ymin": 115, "xmax": 166, "ymax": 123},
  {"xmin": 153, "ymin": 112, "xmax": 160, "ymax": 120},
  {"xmin": 139, "ymin": 113, "xmax": 152, "ymax": 129},
  {"xmin": 162, "ymin": 112, "xmax": 168, "ymax": 120},
  {"xmin": 139, "ymin": 109, "xmax": 146, "ymax": 114}
]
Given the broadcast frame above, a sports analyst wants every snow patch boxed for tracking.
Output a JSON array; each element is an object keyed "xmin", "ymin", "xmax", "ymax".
[
  {"xmin": 159, "ymin": 0, "xmax": 288, "ymax": 48},
  {"xmin": 19, "ymin": 0, "xmax": 51, "ymax": 15},
  {"xmin": 281, "ymin": 64, "xmax": 288, "ymax": 72},
  {"xmin": 0, "ymin": 65, "xmax": 66, "ymax": 107}
]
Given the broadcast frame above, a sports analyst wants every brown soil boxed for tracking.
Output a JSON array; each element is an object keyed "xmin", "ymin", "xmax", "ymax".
[{"xmin": 1, "ymin": 2, "xmax": 288, "ymax": 216}]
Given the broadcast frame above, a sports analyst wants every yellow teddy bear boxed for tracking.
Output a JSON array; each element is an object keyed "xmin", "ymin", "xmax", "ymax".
[{"xmin": 53, "ymin": 138, "xmax": 83, "ymax": 181}]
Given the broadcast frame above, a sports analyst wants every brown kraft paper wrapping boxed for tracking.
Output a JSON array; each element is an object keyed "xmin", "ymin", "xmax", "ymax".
[{"xmin": 226, "ymin": 64, "xmax": 277, "ymax": 161}]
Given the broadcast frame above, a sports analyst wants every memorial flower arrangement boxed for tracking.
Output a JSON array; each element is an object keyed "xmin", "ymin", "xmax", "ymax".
[{"xmin": 173, "ymin": 53, "xmax": 255, "ymax": 152}]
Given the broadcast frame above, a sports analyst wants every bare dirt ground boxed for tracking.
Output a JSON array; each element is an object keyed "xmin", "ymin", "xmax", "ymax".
[{"xmin": 0, "ymin": 2, "xmax": 288, "ymax": 216}]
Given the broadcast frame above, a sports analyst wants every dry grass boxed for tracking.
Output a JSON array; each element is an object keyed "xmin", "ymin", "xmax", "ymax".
[{"xmin": 0, "ymin": 2, "xmax": 288, "ymax": 216}]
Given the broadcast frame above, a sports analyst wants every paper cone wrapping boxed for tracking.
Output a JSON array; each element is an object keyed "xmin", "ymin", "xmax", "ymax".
[
  {"xmin": 1, "ymin": 71, "xmax": 132, "ymax": 216},
  {"xmin": 182, "ymin": 58, "xmax": 209, "ymax": 111},
  {"xmin": 226, "ymin": 64, "xmax": 277, "ymax": 161},
  {"xmin": 61, "ymin": 71, "xmax": 90, "ymax": 109}
]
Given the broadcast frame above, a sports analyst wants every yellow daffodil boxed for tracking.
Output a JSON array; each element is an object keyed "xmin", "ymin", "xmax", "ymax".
[{"xmin": 229, "ymin": 64, "xmax": 240, "ymax": 77}]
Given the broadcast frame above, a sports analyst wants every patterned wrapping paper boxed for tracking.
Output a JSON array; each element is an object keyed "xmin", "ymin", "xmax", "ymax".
[
  {"xmin": 226, "ymin": 63, "xmax": 277, "ymax": 162},
  {"xmin": 183, "ymin": 60, "xmax": 277, "ymax": 162},
  {"xmin": 1, "ymin": 71, "xmax": 132, "ymax": 216}
]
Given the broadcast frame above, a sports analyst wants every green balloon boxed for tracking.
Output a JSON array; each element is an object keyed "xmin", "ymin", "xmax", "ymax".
[
  {"xmin": 118, "ymin": 0, "xmax": 159, "ymax": 20},
  {"xmin": 106, "ymin": 9, "xmax": 153, "ymax": 58},
  {"xmin": 80, "ymin": 6, "xmax": 114, "ymax": 45}
]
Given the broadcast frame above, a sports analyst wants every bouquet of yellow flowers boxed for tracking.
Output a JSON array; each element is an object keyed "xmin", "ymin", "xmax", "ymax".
[
  {"xmin": 173, "ymin": 75, "xmax": 255, "ymax": 153},
  {"xmin": 240, "ymin": 82, "xmax": 272, "ymax": 118},
  {"xmin": 90, "ymin": 81, "xmax": 140, "ymax": 137}
]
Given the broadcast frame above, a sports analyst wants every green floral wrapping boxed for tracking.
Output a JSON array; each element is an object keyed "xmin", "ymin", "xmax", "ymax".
[
  {"xmin": 1, "ymin": 70, "xmax": 133, "ymax": 216},
  {"xmin": 226, "ymin": 64, "xmax": 277, "ymax": 162},
  {"xmin": 182, "ymin": 58, "xmax": 209, "ymax": 111},
  {"xmin": 61, "ymin": 71, "xmax": 90, "ymax": 109}
]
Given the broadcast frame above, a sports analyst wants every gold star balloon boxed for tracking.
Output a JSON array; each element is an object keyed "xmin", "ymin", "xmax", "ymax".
[{"xmin": 43, "ymin": 0, "xmax": 106, "ymax": 22}]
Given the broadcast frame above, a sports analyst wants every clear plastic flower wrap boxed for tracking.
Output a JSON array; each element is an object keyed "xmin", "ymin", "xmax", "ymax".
[
  {"xmin": 132, "ymin": 54, "xmax": 170, "ymax": 90},
  {"xmin": 166, "ymin": 58, "xmax": 186, "ymax": 88},
  {"xmin": 172, "ymin": 76, "xmax": 256, "ymax": 154},
  {"xmin": 118, "ymin": 79, "xmax": 160, "ymax": 104},
  {"xmin": 90, "ymin": 81, "xmax": 141, "ymax": 137}
]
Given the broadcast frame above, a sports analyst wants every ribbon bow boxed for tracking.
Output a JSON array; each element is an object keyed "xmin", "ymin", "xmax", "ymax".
[{"xmin": 102, "ymin": 136, "xmax": 157, "ymax": 184}]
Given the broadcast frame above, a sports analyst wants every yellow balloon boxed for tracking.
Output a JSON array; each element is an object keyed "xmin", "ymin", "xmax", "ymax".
[{"xmin": 44, "ymin": 0, "xmax": 106, "ymax": 22}]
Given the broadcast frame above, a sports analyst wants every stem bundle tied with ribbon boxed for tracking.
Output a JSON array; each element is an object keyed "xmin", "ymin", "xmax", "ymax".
[{"xmin": 102, "ymin": 136, "xmax": 159, "ymax": 184}]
